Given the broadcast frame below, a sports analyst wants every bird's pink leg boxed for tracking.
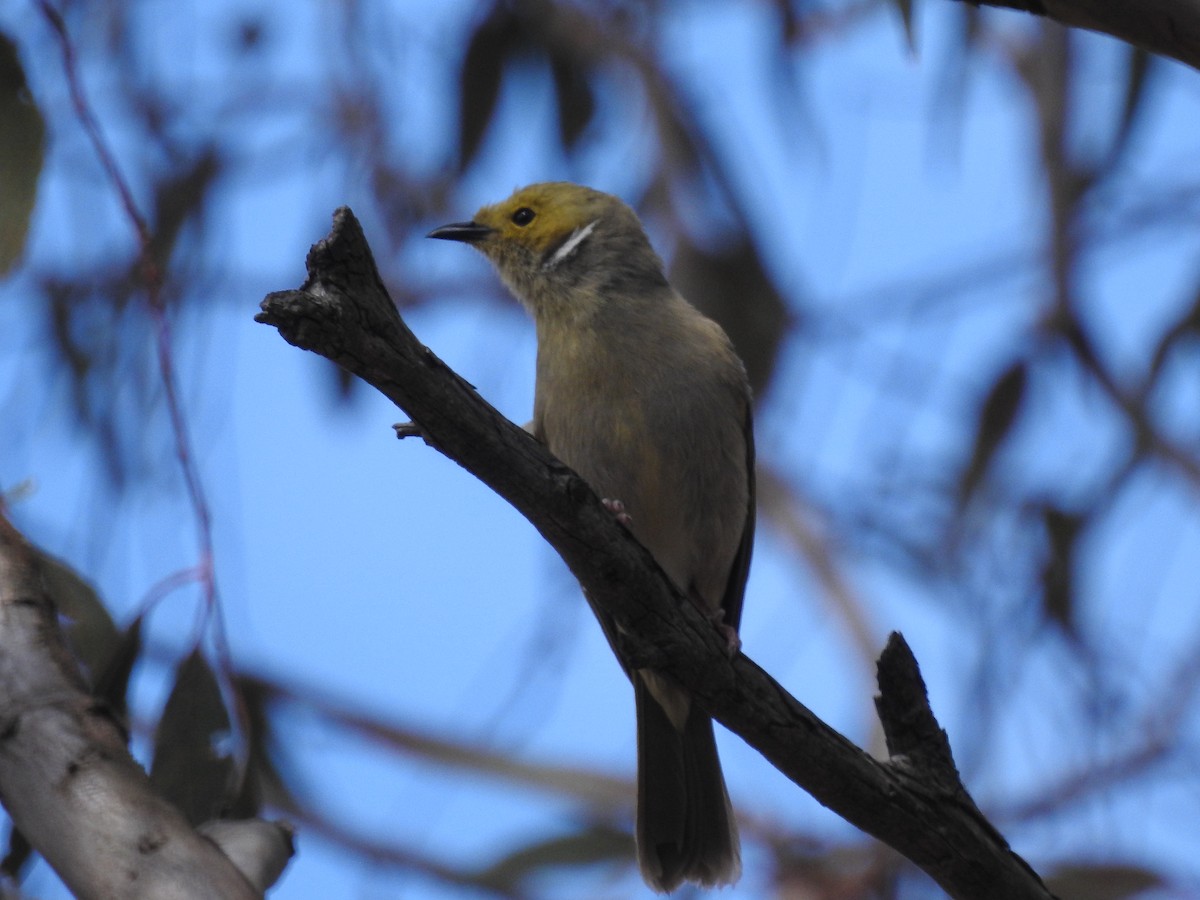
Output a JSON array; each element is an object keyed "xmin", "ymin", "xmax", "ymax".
[
  {"xmin": 688, "ymin": 592, "xmax": 741, "ymax": 656},
  {"xmin": 602, "ymin": 497, "xmax": 633, "ymax": 527}
]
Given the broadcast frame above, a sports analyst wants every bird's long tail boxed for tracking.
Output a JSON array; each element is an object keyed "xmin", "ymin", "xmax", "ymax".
[{"xmin": 634, "ymin": 675, "xmax": 741, "ymax": 893}]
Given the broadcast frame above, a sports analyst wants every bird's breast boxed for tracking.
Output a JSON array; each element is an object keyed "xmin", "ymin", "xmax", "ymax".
[{"xmin": 533, "ymin": 323, "xmax": 748, "ymax": 606}]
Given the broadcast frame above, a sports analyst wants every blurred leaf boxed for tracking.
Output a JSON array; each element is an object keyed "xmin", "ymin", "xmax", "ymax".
[
  {"xmin": 1, "ymin": 827, "xmax": 33, "ymax": 883},
  {"xmin": 150, "ymin": 650, "xmax": 236, "ymax": 826},
  {"xmin": 1041, "ymin": 505, "xmax": 1085, "ymax": 634},
  {"xmin": 963, "ymin": 4, "xmax": 982, "ymax": 45},
  {"xmin": 229, "ymin": 675, "xmax": 299, "ymax": 819},
  {"xmin": 38, "ymin": 550, "xmax": 120, "ymax": 682},
  {"xmin": 548, "ymin": 51, "xmax": 594, "ymax": 150},
  {"xmin": 889, "ymin": 0, "xmax": 917, "ymax": 54},
  {"xmin": 1146, "ymin": 277, "xmax": 1200, "ymax": 388},
  {"xmin": 26, "ymin": 545, "xmax": 139, "ymax": 728},
  {"xmin": 644, "ymin": 72, "xmax": 704, "ymax": 181},
  {"xmin": 146, "ymin": 148, "xmax": 222, "ymax": 275},
  {"xmin": 474, "ymin": 824, "xmax": 631, "ymax": 893},
  {"xmin": 1015, "ymin": 24, "xmax": 1093, "ymax": 233},
  {"xmin": 774, "ymin": 0, "xmax": 800, "ymax": 43},
  {"xmin": 458, "ymin": 6, "xmax": 523, "ymax": 172},
  {"xmin": 668, "ymin": 234, "xmax": 790, "ymax": 399},
  {"xmin": 958, "ymin": 360, "xmax": 1027, "ymax": 504},
  {"xmin": 234, "ymin": 17, "xmax": 266, "ymax": 54},
  {"xmin": 1046, "ymin": 862, "xmax": 1164, "ymax": 900},
  {"xmin": 1106, "ymin": 48, "xmax": 1155, "ymax": 174},
  {"xmin": 0, "ymin": 31, "xmax": 45, "ymax": 277},
  {"xmin": 92, "ymin": 615, "xmax": 143, "ymax": 722}
]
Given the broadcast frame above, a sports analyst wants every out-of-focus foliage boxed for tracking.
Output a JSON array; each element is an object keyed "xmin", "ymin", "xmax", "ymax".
[
  {"xmin": 1045, "ymin": 862, "xmax": 1165, "ymax": 900},
  {"xmin": 150, "ymin": 650, "xmax": 238, "ymax": 827},
  {"xmin": 2, "ymin": 0, "xmax": 1200, "ymax": 897},
  {"xmin": 0, "ymin": 31, "xmax": 44, "ymax": 276}
]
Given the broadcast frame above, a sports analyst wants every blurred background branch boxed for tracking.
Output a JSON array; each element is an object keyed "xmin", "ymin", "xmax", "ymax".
[{"xmin": 1, "ymin": 0, "xmax": 1198, "ymax": 897}]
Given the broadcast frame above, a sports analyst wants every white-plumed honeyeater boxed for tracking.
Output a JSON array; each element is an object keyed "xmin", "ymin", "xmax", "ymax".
[{"xmin": 429, "ymin": 182, "xmax": 754, "ymax": 893}]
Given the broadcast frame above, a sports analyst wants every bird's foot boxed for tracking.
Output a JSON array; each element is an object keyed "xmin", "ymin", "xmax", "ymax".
[
  {"xmin": 716, "ymin": 621, "xmax": 742, "ymax": 657},
  {"xmin": 602, "ymin": 498, "xmax": 633, "ymax": 527},
  {"xmin": 688, "ymin": 594, "xmax": 741, "ymax": 657}
]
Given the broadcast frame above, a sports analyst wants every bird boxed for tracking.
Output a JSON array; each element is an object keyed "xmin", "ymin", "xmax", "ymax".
[{"xmin": 428, "ymin": 182, "xmax": 754, "ymax": 893}]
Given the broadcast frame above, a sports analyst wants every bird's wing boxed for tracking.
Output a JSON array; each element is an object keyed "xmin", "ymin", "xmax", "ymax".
[{"xmin": 720, "ymin": 401, "xmax": 755, "ymax": 633}]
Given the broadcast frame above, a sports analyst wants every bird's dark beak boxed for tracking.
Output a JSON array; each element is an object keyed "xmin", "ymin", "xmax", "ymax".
[{"xmin": 427, "ymin": 221, "xmax": 494, "ymax": 243}]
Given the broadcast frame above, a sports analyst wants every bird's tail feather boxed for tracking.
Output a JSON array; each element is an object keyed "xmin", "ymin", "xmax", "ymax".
[{"xmin": 634, "ymin": 676, "xmax": 740, "ymax": 893}]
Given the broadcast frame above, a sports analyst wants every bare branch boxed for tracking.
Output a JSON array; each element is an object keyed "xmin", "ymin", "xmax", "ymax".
[{"xmin": 256, "ymin": 208, "xmax": 1059, "ymax": 900}]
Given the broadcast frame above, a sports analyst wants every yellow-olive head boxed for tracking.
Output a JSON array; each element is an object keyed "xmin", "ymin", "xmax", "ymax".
[{"xmin": 428, "ymin": 182, "xmax": 668, "ymax": 319}]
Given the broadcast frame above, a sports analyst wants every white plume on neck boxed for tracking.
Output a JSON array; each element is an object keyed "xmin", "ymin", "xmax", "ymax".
[{"xmin": 542, "ymin": 220, "xmax": 598, "ymax": 271}]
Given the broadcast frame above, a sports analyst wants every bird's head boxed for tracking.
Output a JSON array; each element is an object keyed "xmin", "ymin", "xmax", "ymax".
[{"xmin": 428, "ymin": 182, "xmax": 667, "ymax": 319}]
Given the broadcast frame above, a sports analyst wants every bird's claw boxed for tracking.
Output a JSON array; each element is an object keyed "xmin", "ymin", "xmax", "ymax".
[
  {"xmin": 603, "ymin": 498, "xmax": 633, "ymax": 527},
  {"xmin": 716, "ymin": 622, "xmax": 741, "ymax": 657},
  {"xmin": 688, "ymin": 595, "xmax": 741, "ymax": 657}
]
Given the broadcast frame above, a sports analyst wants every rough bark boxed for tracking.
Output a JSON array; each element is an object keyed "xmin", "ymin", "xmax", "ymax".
[
  {"xmin": 256, "ymin": 207, "xmax": 1057, "ymax": 900},
  {"xmin": 0, "ymin": 513, "xmax": 287, "ymax": 899}
]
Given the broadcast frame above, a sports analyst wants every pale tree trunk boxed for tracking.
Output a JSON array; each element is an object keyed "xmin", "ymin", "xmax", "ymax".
[{"xmin": 0, "ymin": 514, "xmax": 290, "ymax": 899}]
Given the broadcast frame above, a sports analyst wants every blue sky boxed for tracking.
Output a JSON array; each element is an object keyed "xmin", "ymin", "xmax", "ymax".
[{"xmin": 3, "ymin": 1, "xmax": 1200, "ymax": 897}]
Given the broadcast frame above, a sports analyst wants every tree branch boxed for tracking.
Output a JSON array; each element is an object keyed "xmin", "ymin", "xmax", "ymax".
[
  {"xmin": 256, "ymin": 207, "xmax": 1057, "ymax": 900},
  {"xmin": 949, "ymin": 0, "xmax": 1200, "ymax": 71},
  {"xmin": 0, "ymin": 514, "xmax": 289, "ymax": 899}
]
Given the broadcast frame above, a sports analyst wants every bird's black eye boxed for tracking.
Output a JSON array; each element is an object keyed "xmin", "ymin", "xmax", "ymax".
[{"xmin": 511, "ymin": 207, "xmax": 535, "ymax": 226}]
